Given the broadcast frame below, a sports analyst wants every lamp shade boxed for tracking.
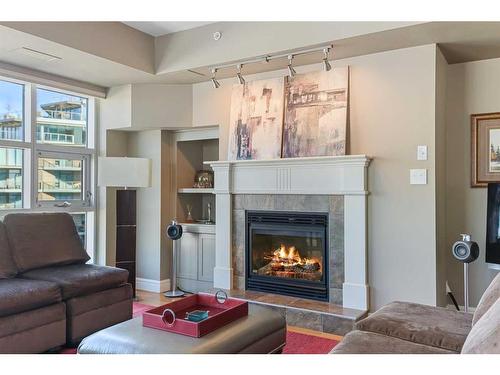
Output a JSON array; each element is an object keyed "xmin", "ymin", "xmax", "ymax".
[{"xmin": 98, "ymin": 157, "xmax": 151, "ymax": 188}]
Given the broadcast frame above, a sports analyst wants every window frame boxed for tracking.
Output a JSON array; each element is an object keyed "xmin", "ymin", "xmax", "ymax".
[{"xmin": 0, "ymin": 76, "xmax": 97, "ymax": 260}]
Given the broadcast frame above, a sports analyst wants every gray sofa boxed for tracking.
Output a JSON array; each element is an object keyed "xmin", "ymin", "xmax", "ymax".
[
  {"xmin": 332, "ymin": 272, "xmax": 500, "ymax": 354},
  {"xmin": 0, "ymin": 213, "xmax": 133, "ymax": 353}
]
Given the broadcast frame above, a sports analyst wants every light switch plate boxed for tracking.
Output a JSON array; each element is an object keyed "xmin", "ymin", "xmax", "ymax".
[
  {"xmin": 417, "ymin": 145, "xmax": 428, "ymax": 161},
  {"xmin": 410, "ymin": 169, "xmax": 427, "ymax": 185}
]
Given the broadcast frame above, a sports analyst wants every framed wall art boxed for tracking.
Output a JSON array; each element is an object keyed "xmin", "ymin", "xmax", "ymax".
[
  {"xmin": 282, "ymin": 66, "xmax": 349, "ymax": 158},
  {"xmin": 227, "ymin": 77, "xmax": 285, "ymax": 160},
  {"xmin": 471, "ymin": 112, "xmax": 500, "ymax": 187}
]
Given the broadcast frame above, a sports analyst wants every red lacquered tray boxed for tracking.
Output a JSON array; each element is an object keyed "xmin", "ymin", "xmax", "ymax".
[{"xmin": 142, "ymin": 292, "xmax": 248, "ymax": 338}]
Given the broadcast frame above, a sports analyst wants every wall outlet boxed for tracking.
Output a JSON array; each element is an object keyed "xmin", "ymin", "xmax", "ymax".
[
  {"xmin": 410, "ymin": 169, "xmax": 427, "ymax": 185},
  {"xmin": 417, "ymin": 145, "xmax": 428, "ymax": 161}
]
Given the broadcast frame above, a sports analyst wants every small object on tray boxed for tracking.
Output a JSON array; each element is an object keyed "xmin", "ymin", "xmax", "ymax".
[
  {"xmin": 185, "ymin": 310, "xmax": 209, "ymax": 322},
  {"xmin": 142, "ymin": 291, "xmax": 248, "ymax": 337}
]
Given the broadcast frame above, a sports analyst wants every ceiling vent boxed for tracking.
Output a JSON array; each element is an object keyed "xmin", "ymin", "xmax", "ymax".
[{"xmin": 14, "ymin": 47, "xmax": 62, "ymax": 62}]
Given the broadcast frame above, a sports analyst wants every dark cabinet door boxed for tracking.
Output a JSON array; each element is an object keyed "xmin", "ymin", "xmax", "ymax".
[{"xmin": 116, "ymin": 190, "xmax": 137, "ymax": 297}]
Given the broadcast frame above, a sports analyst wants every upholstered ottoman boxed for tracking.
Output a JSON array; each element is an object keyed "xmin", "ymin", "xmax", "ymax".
[{"xmin": 78, "ymin": 304, "xmax": 286, "ymax": 354}]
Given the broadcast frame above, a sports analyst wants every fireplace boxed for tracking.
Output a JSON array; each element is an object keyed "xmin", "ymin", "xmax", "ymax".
[{"xmin": 245, "ymin": 210, "xmax": 329, "ymax": 301}]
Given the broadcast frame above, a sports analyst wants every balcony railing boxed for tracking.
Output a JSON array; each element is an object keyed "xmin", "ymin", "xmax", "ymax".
[
  {"xmin": 0, "ymin": 201, "xmax": 22, "ymax": 209},
  {"xmin": 39, "ymin": 181, "xmax": 81, "ymax": 192},
  {"xmin": 39, "ymin": 159, "xmax": 81, "ymax": 170},
  {"xmin": 38, "ymin": 110, "xmax": 85, "ymax": 122},
  {"xmin": 0, "ymin": 181, "xmax": 22, "ymax": 190},
  {"xmin": 37, "ymin": 132, "xmax": 75, "ymax": 144}
]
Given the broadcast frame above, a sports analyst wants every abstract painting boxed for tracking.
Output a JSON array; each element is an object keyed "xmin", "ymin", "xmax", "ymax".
[
  {"xmin": 228, "ymin": 77, "xmax": 284, "ymax": 160},
  {"xmin": 282, "ymin": 67, "xmax": 349, "ymax": 158}
]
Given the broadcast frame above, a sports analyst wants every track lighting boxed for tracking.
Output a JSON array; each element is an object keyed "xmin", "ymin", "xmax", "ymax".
[
  {"xmin": 211, "ymin": 68, "xmax": 220, "ymax": 89},
  {"xmin": 236, "ymin": 64, "xmax": 245, "ymax": 85},
  {"xmin": 287, "ymin": 55, "xmax": 296, "ymax": 78},
  {"xmin": 323, "ymin": 48, "xmax": 332, "ymax": 72}
]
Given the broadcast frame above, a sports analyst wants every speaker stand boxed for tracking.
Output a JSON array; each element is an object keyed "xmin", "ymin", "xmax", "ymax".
[
  {"xmin": 164, "ymin": 239, "xmax": 185, "ymax": 298},
  {"xmin": 464, "ymin": 263, "xmax": 469, "ymax": 313}
]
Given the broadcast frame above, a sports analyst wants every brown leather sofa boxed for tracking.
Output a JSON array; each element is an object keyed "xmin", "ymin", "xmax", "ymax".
[
  {"xmin": 0, "ymin": 213, "xmax": 133, "ymax": 353},
  {"xmin": 331, "ymin": 272, "xmax": 500, "ymax": 354}
]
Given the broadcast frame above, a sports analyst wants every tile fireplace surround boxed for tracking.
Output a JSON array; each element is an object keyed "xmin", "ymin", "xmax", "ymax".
[{"xmin": 207, "ymin": 155, "xmax": 371, "ymax": 311}]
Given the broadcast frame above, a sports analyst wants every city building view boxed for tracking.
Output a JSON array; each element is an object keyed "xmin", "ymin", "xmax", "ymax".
[{"xmin": 0, "ymin": 80, "xmax": 88, "ymax": 243}]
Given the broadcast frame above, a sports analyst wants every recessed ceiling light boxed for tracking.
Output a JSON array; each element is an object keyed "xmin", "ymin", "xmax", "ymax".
[{"xmin": 14, "ymin": 47, "xmax": 62, "ymax": 62}]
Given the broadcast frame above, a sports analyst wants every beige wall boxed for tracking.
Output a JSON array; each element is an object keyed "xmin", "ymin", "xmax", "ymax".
[
  {"xmin": 127, "ymin": 130, "xmax": 169, "ymax": 281},
  {"xmin": 446, "ymin": 58, "xmax": 500, "ymax": 306},
  {"xmin": 435, "ymin": 48, "xmax": 449, "ymax": 306},
  {"xmin": 99, "ymin": 84, "xmax": 193, "ymax": 131},
  {"xmin": 193, "ymin": 44, "xmax": 440, "ymax": 310}
]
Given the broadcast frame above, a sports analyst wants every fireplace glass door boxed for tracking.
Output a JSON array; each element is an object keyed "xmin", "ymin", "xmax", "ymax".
[
  {"xmin": 246, "ymin": 211, "xmax": 329, "ymax": 301},
  {"xmin": 250, "ymin": 228, "xmax": 325, "ymax": 282}
]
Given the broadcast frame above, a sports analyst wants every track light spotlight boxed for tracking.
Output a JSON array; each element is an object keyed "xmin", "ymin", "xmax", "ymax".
[
  {"xmin": 323, "ymin": 48, "xmax": 332, "ymax": 72},
  {"xmin": 236, "ymin": 64, "xmax": 245, "ymax": 84},
  {"xmin": 211, "ymin": 68, "xmax": 220, "ymax": 89},
  {"xmin": 287, "ymin": 55, "xmax": 296, "ymax": 78}
]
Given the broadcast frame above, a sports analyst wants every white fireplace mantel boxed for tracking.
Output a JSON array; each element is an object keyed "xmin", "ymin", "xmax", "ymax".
[{"xmin": 206, "ymin": 155, "xmax": 372, "ymax": 311}]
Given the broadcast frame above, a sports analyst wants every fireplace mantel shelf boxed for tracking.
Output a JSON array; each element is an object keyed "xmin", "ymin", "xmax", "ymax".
[
  {"xmin": 205, "ymin": 154, "xmax": 371, "ymax": 167},
  {"xmin": 206, "ymin": 154, "xmax": 371, "ymax": 196}
]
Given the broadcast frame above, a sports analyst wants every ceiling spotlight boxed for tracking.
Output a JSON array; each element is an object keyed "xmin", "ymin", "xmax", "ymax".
[
  {"xmin": 287, "ymin": 55, "xmax": 296, "ymax": 78},
  {"xmin": 236, "ymin": 64, "xmax": 245, "ymax": 85},
  {"xmin": 323, "ymin": 48, "xmax": 332, "ymax": 72},
  {"xmin": 211, "ymin": 68, "xmax": 220, "ymax": 89}
]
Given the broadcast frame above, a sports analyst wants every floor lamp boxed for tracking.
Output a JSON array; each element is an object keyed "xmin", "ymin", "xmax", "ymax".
[{"xmin": 98, "ymin": 157, "xmax": 151, "ymax": 298}]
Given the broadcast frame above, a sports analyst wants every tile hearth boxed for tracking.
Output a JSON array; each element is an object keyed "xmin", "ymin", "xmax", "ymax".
[{"xmin": 207, "ymin": 288, "xmax": 366, "ymax": 335}]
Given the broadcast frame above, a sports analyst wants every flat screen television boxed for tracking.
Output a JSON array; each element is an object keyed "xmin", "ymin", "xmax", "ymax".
[{"xmin": 486, "ymin": 183, "xmax": 500, "ymax": 264}]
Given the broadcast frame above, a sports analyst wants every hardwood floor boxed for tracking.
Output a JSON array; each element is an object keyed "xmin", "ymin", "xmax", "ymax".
[{"xmin": 136, "ymin": 290, "xmax": 343, "ymax": 341}]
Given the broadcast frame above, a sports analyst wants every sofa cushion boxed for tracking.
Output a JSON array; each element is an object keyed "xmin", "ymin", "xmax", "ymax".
[
  {"xmin": 472, "ymin": 272, "xmax": 500, "ymax": 326},
  {"xmin": 0, "ymin": 222, "xmax": 17, "ymax": 279},
  {"xmin": 331, "ymin": 330, "xmax": 455, "ymax": 354},
  {"xmin": 21, "ymin": 264, "xmax": 129, "ymax": 299},
  {"xmin": 462, "ymin": 299, "xmax": 500, "ymax": 354},
  {"xmin": 0, "ymin": 278, "xmax": 62, "ymax": 317},
  {"xmin": 4, "ymin": 213, "xmax": 89, "ymax": 272},
  {"xmin": 355, "ymin": 301, "xmax": 472, "ymax": 352}
]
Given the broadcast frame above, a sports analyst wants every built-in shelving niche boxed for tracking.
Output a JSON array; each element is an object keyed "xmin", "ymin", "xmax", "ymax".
[{"xmin": 175, "ymin": 132, "xmax": 218, "ymax": 225}]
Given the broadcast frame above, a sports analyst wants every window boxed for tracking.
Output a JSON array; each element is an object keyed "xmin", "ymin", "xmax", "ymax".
[
  {"xmin": 0, "ymin": 80, "xmax": 24, "ymax": 142},
  {"xmin": 0, "ymin": 76, "xmax": 96, "ymax": 259},
  {"xmin": 36, "ymin": 88, "xmax": 87, "ymax": 147},
  {"xmin": 37, "ymin": 152, "xmax": 91, "ymax": 208},
  {"xmin": 71, "ymin": 213, "xmax": 86, "ymax": 247},
  {"xmin": 0, "ymin": 147, "xmax": 23, "ymax": 209}
]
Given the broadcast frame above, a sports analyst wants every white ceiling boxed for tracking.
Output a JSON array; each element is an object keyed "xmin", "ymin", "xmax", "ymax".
[{"xmin": 122, "ymin": 22, "xmax": 214, "ymax": 36}]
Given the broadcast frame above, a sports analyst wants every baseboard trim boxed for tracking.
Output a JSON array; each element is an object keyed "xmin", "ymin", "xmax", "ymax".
[{"xmin": 136, "ymin": 278, "xmax": 170, "ymax": 293}]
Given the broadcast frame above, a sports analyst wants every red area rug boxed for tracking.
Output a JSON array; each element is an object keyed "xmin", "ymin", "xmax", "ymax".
[
  {"xmin": 61, "ymin": 302, "xmax": 339, "ymax": 354},
  {"xmin": 283, "ymin": 331, "xmax": 338, "ymax": 354}
]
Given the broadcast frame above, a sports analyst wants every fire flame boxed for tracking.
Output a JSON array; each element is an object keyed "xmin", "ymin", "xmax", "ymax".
[{"xmin": 268, "ymin": 244, "xmax": 321, "ymax": 269}]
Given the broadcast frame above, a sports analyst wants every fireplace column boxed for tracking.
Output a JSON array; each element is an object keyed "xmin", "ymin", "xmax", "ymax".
[
  {"xmin": 343, "ymin": 194, "xmax": 369, "ymax": 310},
  {"xmin": 211, "ymin": 162, "xmax": 233, "ymax": 289}
]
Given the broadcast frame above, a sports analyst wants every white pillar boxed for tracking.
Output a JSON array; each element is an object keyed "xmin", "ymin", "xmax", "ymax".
[
  {"xmin": 211, "ymin": 163, "xmax": 233, "ymax": 289},
  {"xmin": 343, "ymin": 194, "xmax": 369, "ymax": 310}
]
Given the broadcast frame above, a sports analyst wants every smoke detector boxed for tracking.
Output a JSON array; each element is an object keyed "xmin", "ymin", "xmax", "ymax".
[{"xmin": 213, "ymin": 31, "xmax": 222, "ymax": 41}]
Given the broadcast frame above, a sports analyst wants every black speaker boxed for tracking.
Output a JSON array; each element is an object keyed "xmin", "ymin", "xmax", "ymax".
[
  {"xmin": 166, "ymin": 220, "xmax": 183, "ymax": 240},
  {"xmin": 452, "ymin": 235, "xmax": 479, "ymax": 263}
]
